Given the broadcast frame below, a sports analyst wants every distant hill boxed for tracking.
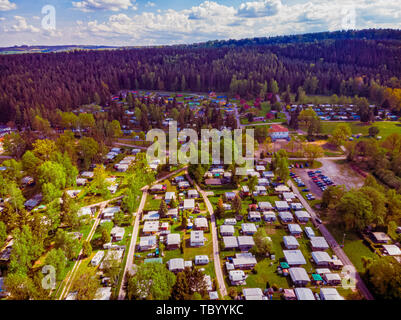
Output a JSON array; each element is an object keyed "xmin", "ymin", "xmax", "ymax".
[{"xmin": 0, "ymin": 45, "xmax": 120, "ymax": 54}]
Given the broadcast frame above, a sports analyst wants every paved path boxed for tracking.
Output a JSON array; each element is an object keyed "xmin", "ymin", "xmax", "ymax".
[
  {"xmin": 58, "ymin": 198, "xmax": 122, "ymax": 300},
  {"xmin": 117, "ymin": 166, "xmax": 188, "ymax": 300},
  {"xmin": 288, "ymin": 180, "xmax": 374, "ymax": 300},
  {"xmin": 186, "ymin": 174, "xmax": 228, "ymax": 299}
]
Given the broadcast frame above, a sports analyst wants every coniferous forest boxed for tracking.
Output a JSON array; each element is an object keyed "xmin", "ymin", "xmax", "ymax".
[{"xmin": 1, "ymin": 29, "xmax": 401, "ymax": 126}]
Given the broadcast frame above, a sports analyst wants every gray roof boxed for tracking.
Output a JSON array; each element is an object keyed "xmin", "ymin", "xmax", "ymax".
[
  {"xmin": 241, "ymin": 223, "xmax": 257, "ymax": 233},
  {"xmin": 320, "ymin": 288, "xmax": 344, "ymax": 300},
  {"xmin": 312, "ymin": 251, "xmax": 332, "ymax": 264},
  {"xmin": 238, "ymin": 236, "xmax": 255, "ymax": 247},
  {"xmin": 243, "ymin": 288, "xmax": 264, "ymax": 300},
  {"xmin": 283, "ymin": 236, "xmax": 300, "ymax": 248},
  {"xmin": 289, "ymin": 268, "xmax": 310, "ymax": 283},
  {"xmin": 223, "ymin": 236, "xmax": 238, "ymax": 248},
  {"xmin": 168, "ymin": 258, "xmax": 184, "ymax": 271},
  {"xmin": 294, "ymin": 210, "xmax": 311, "ymax": 219},
  {"xmin": 167, "ymin": 233, "xmax": 180, "ymax": 245},
  {"xmin": 258, "ymin": 201, "xmax": 273, "ymax": 210},
  {"xmin": 284, "ymin": 250, "xmax": 306, "ymax": 265},
  {"xmin": 310, "ymin": 237, "xmax": 329, "ymax": 249},
  {"xmin": 288, "ymin": 224, "xmax": 302, "ymax": 234},
  {"xmin": 220, "ymin": 225, "xmax": 234, "ymax": 235},
  {"xmin": 294, "ymin": 287, "xmax": 315, "ymax": 300},
  {"xmin": 279, "ymin": 211, "xmax": 293, "ymax": 220}
]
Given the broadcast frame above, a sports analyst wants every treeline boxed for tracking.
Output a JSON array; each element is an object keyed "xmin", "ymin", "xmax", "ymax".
[{"xmin": 1, "ymin": 29, "xmax": 401, "ymax": 125}]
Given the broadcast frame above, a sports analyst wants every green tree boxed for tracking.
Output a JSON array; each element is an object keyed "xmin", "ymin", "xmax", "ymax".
[
  {"xmin": 159, "ymin": 200, "xmax": 168, "ymax": 218},
  {"xmin": 250, "ymin": 228, "xmax": 272, "ymax": 257},
  {"xmin": 303, "ymin": 143, "xmax": 324, "ymax": 165},
  {"xmin": 71, "ymin": 267, "xmax": 101, "ymax": 300},
  {"xmin": 32, "ymin": 139, "xmax": 57, "ymax": 161},
  {"xmin": 82, "ymin": 240, "xmax": 92, "ymax": 258},
  {"xmin": 0, "ymin": 221, "xmax": 7, "ymax": 247},
  {"xmin": 369, "ymin": 126, "xmax": 380, "ymax": 137},
  {"xmin": 54, "ymin": 229, "xmax": 81, "ymax": 260},
  {"xmin": 78, "ymin": 137, "xmax": 99, "ymax": 170},
  {"xmin": 232, "ymin": 194, "xmax": 242, "ymax": 216},
  {"xmin": 330, "ymin": 123, "xmax": 352, "ymax": 146},
  {"xmin": 128, "ymin": 262, "xmax": 176, "ymax": 300},
  {"xmin": 45, "ymin": 248, "xmax": 67, "ymax": 281}
]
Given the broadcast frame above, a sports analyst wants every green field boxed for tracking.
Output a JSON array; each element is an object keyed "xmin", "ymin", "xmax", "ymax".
[{"xmin": 320, "ymin": 121, "xmax": 401, "ymax": 139}]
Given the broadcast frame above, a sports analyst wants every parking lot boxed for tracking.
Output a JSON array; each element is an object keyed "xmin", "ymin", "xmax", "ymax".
[{"xmin": 292, "ymin": 159, "xmax": 365, "ymax": 198}]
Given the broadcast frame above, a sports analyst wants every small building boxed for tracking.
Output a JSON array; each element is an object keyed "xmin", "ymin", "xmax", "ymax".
[
  {"xmin": 187, "ymin": 189, "xmax": 199, "ymax": 199},
  {"xmin": 240, "ymin": 185, "xmax": 250, "ymax": 197},
  {"xmin": 168, "ymin": 258, "xmax": 185, "ymax": 273},
  {"xmin": 167, "ymin": 208, "xmax": 179, "ymax": 219},
  {"xmin": 282, "ymin": 192, "xmax": 296, "ymax": 202},
  {"xmin": 241, "ymin": 223, "xmax": 257, "ymax": 236},
  {"xmin": 288, "ymin": 224, "xmax": 302, "ymax": 236},
  {"xmin": 103, "ymin": 206, "xmax": 120, "ymax": 220},
  {"xmin": 242, "ymin": 288, "xmax": 265, "ymax": 300},
  {"xmin": 284, "ymin": 250, "xmax": 306, "ymax": 266},
  {"xmin": 225, "ymin": 192, "xmax": 236, "ymax": 201},
  {"xmin": 238, "ymin": 236, "xmax": 255, "ymax": 252},
  {"xmin": 166, "ymin": 233, "xmax": 181, "ymax": 250},
  {"xmin": 78, "ymin": 206, "xmax": 92, "ymax": 217},
  {"xmin": 320, "ymin": 288, "xmax": 344, "ymax": 300},
  {"xmin": 294, "ymin": 287, "xmax": 315, "ymax": 300},
  {"xmin": 289, "ymin": 268, "xmax": 310, "ymax": 287},
  {"xmin": 224, "ymin": 218, "xmax": 237, "ymax": 225},
  {"xmin": 290, "ymin": 203, "xmax": 304, "ymax": 211},
  {"xmin": 254, "ymin": 186, "xmax": 267, "ymax": 196},
  {"xmin": 323, "ymin": 273, "xmax": 342, "ymax": 286},
  {"xmin": 294, "ymin": 211, "xmax": 311, "ymax": 223},
  {"xmin": 164, "ymin": 192, "xmax": 176, "ymax": 204},
  {"xmin": 258, "ymin": 202, "xmax": 273, "ymax": 211},
  {"xmin": 81, "ymin": 171, "xmax": 94, "ymax": 179},
  {"xmin": 269, "ymin": 124, "xmax": 289, "ymax": 141},
  {"xmin": 283, "ymin": 289, "xmax": 296, "ymax": 300},
  {"xmin": 275, "ymin": 185, "xmax": 291, "ymax": 193},
  {"xmin": 370, "ymin": 232, "xmax": 391, "ymax": 244},
  {"xmin": 263, "ymin": 211, "xmax": 276, "ymax": 222},
  {"xmin": 143, "ymin": 221, "xmax": 159, "ymax": 235},
  {"xmin": 262, "ymin": 171, "xmax": 274, "ymax": 179},
  {"xmin": 233, "ymin": 253, "xmax": 257, "ymax": 270},
  {"xmin": 276, "ymin": 201, "xmax": 290, "ymax": 212},
  {"xmin": 279, "ymin": 211, "xmax": 294, "ymax": 223},
  {"xmin": 190, "ymin": 230, "xmax": 205, "ymax": 247},
  {"xmin": 248, "ymin": 211, "xmax": 261, "ymax": 222},
  {"xmin": 194, "ymin": 217, "xmax": 208, "ymax": 231},
  {"xmin": 194, "ymin": 255, "xmax": 209, "ymax": 265},
  {"xmin": 229, "ymin": 270, "xmax": 246, "ymax": 286},
  {"xmin": 178, "ymin": 181, "xmax": 190, "ymax": 190},
  {"xmin": 143, "ymin": 211, "xmax": 160, "ymax": 221},
  {"xmin": 382, "ymin": 244, "xmax": 401, "ymax": 256},
  {"xmin": 111, "ymin": 226, "xmax": 125, "ymax": 242},
  {"xmin": 139, "ymin": 236, "xmax": 157, "ymax": 251},
  {"xmin": 220, "ymin": 225, "xmax": 235, "ymax": 237},
  {"xmin": 223, "ymin": 236, "xmax": 238, "ymax": 250},
  {"xmin": 304, "ymin": 227, "xmax": 315, "ymax": 239},
  {"xmin": 183, "ymin": 199, "xmax": 195, "ymax": 211},
  {"xmin": 310, "ymin": 237, "xmax": 330, "ymax": 251},
  {"xmin": 257, "ymin": 178, "xmax": 269, "ymax": 186},
  {"xmin": 312, "ymin": 251, "xmax": 332, "ymax": 267},
  {"xmin": 76, "ymin": 178, "xmax": 88, "ymax": 186},
  {"xmin": 91, "ymin": 250, "xmax": 105, "ymax": 267},
  {"xmin": 283, "ymin": 236, "xmax": 300, "ymax": 250}
]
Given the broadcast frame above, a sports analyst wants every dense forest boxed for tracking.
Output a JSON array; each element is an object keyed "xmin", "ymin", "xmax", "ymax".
[{"xmin": 1, "ymin": 29, "xmax": 401, "ymax": 125}]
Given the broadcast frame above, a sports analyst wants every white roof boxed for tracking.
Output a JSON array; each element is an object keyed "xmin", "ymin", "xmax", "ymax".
[
  {"xmin": 243, "ymin": 288, "xmax": 264, "ymax": 300},
  {"xmin": 238, "ymin": 236, "xmax": 255, "ymax": 247},
  {"xmin": 320, "ymin": 288, "xmax": 344, "ymax": 300},
  {"xmin": 168, "ymin": 258, "xmax": 184, "ymax": 271},
  {"xmin": 310, "ymin": 237, "xmax": 329, "ymax": 249},
  {"xmin": 195, "ymin": 217, "xmax": 208, "ymax": 228},
  {"xmin": 223, "ymin": 236, "xmax": 238, "ymax": 248},
  {"xmin": 165, "ymin": 233, "xmax": 180, "ymax": 246},
  {"xmin": 283, "ymin": 236, "xmax": 300, "ymax": 248},
  {"xmin": 220, "ymin": 225, "xmax": 234, "ymax": 234},
  {"xmin": 183, "ymin": 199, "xmax": 195, "ymax": 210},
  {"xmin": 143, "ymin": 221, "xmax": 159, "ymax": 233},
  {"xmin": 284, "ymin": 250, "xmax": 306, "ymax": 265},
  {"xmin": 258, "ymin": 202, "xmax": 273, "ymax": 209},
  {"xmin": 383, "ymin": 244, "xmax": 401, "ymax": 256},
  {"xmin": 276, "ymin": 201, "xmax": 290, "ymax": 209},
  {"xmin": 294, "ymin": 287, "xmax": 315, "ymax": 300},
  {"xmin": 295, "ymin": 210, "xmax": 311, "ymax": 219},
  {"xmin": 288, "ymin": 224, "xmax": 302, "ymax": 234},
  {"xmin": 165, "ymin": 192, "xmax": 176, "ymax": 200},
  {"xmin": 312, "ymin": 251, "xmax": 332, "ymax": 264},
  {"xmin": 241, "ymin": 223, "xmax": 257, "ymax": 233}
]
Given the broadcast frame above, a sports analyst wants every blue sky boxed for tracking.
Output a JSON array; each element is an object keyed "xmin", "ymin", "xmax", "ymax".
[{"xmin": 0, "ymin": 0, "xmax": 400, "ymax": 47}]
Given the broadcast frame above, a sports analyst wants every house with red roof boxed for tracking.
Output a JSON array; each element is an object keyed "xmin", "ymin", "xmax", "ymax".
[{"xmin": 269, "ymin": 124, "xmax": 290, "ymax": 141}]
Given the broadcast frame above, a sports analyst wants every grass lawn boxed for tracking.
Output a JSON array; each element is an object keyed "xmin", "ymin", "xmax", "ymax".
[
  {"xmin": 325, "ymin": 223, "xmax": 376, "ymax": 273},
  {"xmin": 320, "ymin": 121, "xmax": 401, "ymax": 139}
]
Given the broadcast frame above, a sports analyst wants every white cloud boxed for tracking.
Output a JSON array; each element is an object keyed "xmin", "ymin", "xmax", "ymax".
[
  {"xmin": 72, "ymin": 0, "xmax": 136, "ymax": 12},
  {"xmin": 237, "ymin": 0, "xmax": 282, "ymax": 18},
  {"xmin": 0, "ymin": 0, "xmax": 16, "ymax": 11},
  {"xmin": 145, "ymin": 1, "xmax": 156, "ymax": 8},
  {"xmin": 9, "ymin": 16, "xmax": 40, "ymax": 33}
]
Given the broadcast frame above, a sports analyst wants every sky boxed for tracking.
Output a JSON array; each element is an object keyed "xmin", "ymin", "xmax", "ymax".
[{"xmin": 0, "ymin": 0, "xmax": 400, "ymax": 47}]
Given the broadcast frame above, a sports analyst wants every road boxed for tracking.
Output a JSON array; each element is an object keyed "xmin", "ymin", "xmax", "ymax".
[
  {"xmin": 117, "ymin": 166, "xmax": 188, "ymax": 300},
  {"xmin": 186, "ymin": 174, "xmax": 228, "ymax": 299},
  {"xmin": 58, "ymin": 198, "xmax": 122, "ymax": 300},
  {"xmin": 288, "ymin": 180, "xmax": 374, "ymax": 300}
]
